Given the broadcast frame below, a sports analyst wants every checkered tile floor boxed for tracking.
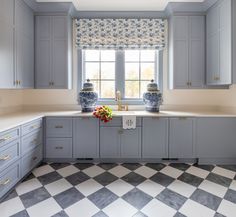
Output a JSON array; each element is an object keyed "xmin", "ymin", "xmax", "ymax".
[{"xmin": 1, "ymin": 163, "xmax": 236, "ymax": 217}]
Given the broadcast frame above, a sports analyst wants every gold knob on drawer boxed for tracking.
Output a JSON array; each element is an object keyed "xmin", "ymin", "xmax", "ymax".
[
  {"xmin": 55, "ymin": 147, "xmax": 63, "ymax": 149},
  {"xmin": 0, "ymin": 178, "xmax": 11, "ymax": 186},
  {"xmin": 32, "ymin": 156, "xmax": 38, "ymax": 161},
  {"xmin": 55, "ymin": 125, "xmax": 63, "ymax": 129},
  {"xmin": 0, "ymin": 155, "xmax": 11, "ymax": 161}
]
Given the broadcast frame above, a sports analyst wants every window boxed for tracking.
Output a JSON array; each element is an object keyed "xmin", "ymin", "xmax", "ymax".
[{"xmin": 82, "ymin": 49, "xmax": 161, "ymax": 103}]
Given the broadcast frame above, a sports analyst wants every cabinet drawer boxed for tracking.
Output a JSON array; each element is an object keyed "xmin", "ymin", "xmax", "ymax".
[
  {"xmin": 46, "ymin": 118, "xmax": 72, "ymax": 138},
  {"xmin": 0, "ymin": 128, "xmax": 20, "ymax": 147},
  {"xmin": 0, "ymin": 140, "xmax": 20, "ymax": 171},
  {"xmin": 100, "ymin": 117, "xmax": 142, "ymax": 127},
  {"xmin": 21, "ymin": 129, "xmax": 42, "ymax": 156},
  {"xmin": 21, "ymin": 119, "xmax": 42, "ymax": 136},
  {"xmin": 21, "ymin": 146, "xmax": 42, "ymax": 177},
  {"xmin": 0, "ymin": 160, "xmax": 21, "ymax": 199},
  {"xmin": 45, "ymin": 138, "xmax": 72, "ymax": 159}
]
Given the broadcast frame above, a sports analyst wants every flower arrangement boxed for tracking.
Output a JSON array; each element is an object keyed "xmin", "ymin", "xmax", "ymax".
[{"xmin": 93, "ymin": 106, "xmax": 113, "ymax": 123}]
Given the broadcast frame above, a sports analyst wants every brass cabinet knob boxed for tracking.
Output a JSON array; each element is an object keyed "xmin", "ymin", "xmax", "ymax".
[
  {"xmin": 0, "ymin": 155, "xmax": 11, "ymax": 161},
  {"xmin": 0, "ymin": 178, "xmax": 11, "ymax": 186}
]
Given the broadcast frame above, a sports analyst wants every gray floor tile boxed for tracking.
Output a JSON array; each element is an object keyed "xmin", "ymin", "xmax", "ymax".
[
  {"xmin": 224, "ymin": 189, "xmax": 236, "ymax": 204},
  {"xmin": 156, "ymin": 188, "xmax": 187, "ymax": 210},
  {"xmin": 97, "ymin": 163, "xmax": 117, "ymax": 170},
  {"xmin": 22, "ymin": 173, "xmax": 35, "ymax": 182},
  {"xmin": 92, "ymin": 211, "xmax": 109, "ymax": 217},
  {"xmin": 1, "ymin": 189, "xmax": 18, "ymax": 202},
  {"xmin": 174, "ymin": 212, "xmax": 187, "ymax": 217},
  {"xmin": 190, "ymin": 189, "xmax": 222, "ymax": 210},
  {"xmin": 145, "ymin": 163, "xmax": 166, "ymax": 171},
  {"xmin": 94, "ymin": 172, "xmax": 118, "ymax": 186},
  {"xmin": 122, "ymin": 188, "xmax": 152, "ymax": 209},
  {"xmin": 122, "ymin": 163, "xmax": 142, "ymax": 170},
  {"xmin": 192, "ymin": 164, "xmax": 215, "ymax": 172},
  {"xmin": 74, "ymin": 163, "xmax": 94, "ymax": 170},
  {"xmin": 206, "ymin": 173, "xmax": 232, "ymax": 187},
  {"xmin": 51, "ymin": 211, "xmax": 69, "ymax": 217},
  {"xmin": 10, "ymin": 210, "xmax": 29, "ymax": 217},
  {"xmin": 121, "ymin": 172, "xmax": 146, "ymax": 186},
  {"xmin": 214, "ymin": 213, "xmax": 226, "ymax": 217},
  {"xmin": 169, "ymin": 163, "xmax": 191, "ymax": 171},
  {"xmin": 65, "ymin": 171, "xmax": 90, "ymax": 186},
  {"xmin": 132, "ymin": 211, "xmax": 148, "ymax": 217},
  {"xmin": 218, "ymin": 165, "xmax": 236, "ymax": 172},
  {"xmin": 37, "ymin": 171, "xmax": 62, "ymax": 185},
  {"xmin": 178, "ymin": 172, "xmax": 203, "ymax": 187},
  {"xmin": 88, "ymin": 187, "xmax": 118, "ymax": 209},
  {"xmin": 150, "ymin": 172, "xmax": 175, "ymax": 187},
  {"xmin": 20, "ymin": 187, "xmax": 51, "ymax": 208},
  {"xmin": 50, "ymin": 163, "xmax": 71, "ymax": 170},
  {"xmin": 54, "ymin": 187, "xmax": 85, "ymax": 209}
]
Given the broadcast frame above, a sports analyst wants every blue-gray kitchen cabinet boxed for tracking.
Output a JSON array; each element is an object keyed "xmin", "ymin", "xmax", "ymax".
[
  {"xmin": 73, "ymin": 118, "xmax": 99, "ymax": 158},
  {"xmin": 35, "ymin": 15, "xmax": 72, "ymax": 89},
  {"xmin": 169, "ymin": 15, "xmax": 205, "ymax": 89},
  {"xmin": 207, "ymin": 0, "xmax": 232, "ymax": 85},
  {"xmin": 169, "ymin": 118, "xmax": 195, "ymax": 159},
  {"xmin": 196, "ymin": 118, "xmax": 236, "ymax": 162},
  {"xmin": 142, "ymin": 117, "xmax": 168, "ymax": 158}
]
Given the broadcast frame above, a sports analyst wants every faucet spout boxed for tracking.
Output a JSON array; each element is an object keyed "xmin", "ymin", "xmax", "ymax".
[{"xmin": 115, "ymin": 90, "xmax": 123, "ymax": 111}]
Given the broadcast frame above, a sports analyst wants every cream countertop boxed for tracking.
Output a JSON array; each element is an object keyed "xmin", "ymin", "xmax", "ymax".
[{"xmin": 1, "ymin": 109, "xmax": 236, "ymax": 133}]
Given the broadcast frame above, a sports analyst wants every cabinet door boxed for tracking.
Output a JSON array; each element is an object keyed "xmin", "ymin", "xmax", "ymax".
[
  {"xmin": 142, "ymin": 118, "xmax": 168, "ymax": 158},
  {"xmin": 169, "ymin": 118, "xmax": 195, "ymax": 158},
  {"xmin": 121, "ymin": 128, "xmax": 141, "ymax": 158},
  {"xmin": 35, "ymin": 16, "xmax": 51, "ymax": 88},
  {"xmin": 15, "ymin": 0, "xmax": 34, "ymax": 88},
  {"xmin": 73, "ymin": 118, "xmax": 99, "ymax": 158},
  {"xmin": 173, "ymin": 16, "xmax": 189, "ymax": 89},
  {"xmin": 0, "ymin": 0, "xmax": 14, "ymax": 88},
  {"xmin": 196, "ymin": 118, "xmax": 236, "ymax": 158},
  {"xmin": 189, "ymin": 16, "xmax": 205, "ymax": 88},
  {"xmin": 100, "ymin": 127, "xmax": 120, "ymax": 158}
]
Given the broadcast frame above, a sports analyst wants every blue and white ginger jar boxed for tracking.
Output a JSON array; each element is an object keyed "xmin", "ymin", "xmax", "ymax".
[
  {"xmin": 79, "ymin": 79, "xmax": 98, "ymax": 112},
  {"xmin": 143, "ymin": 80, "xmax": 163, "ymax": 112}
]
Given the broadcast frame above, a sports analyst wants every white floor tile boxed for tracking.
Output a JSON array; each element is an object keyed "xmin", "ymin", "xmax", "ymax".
[
  {"xmin": 134, "ymin": 166, "xmax": 157, "ymax": 178},
  {"xmin": 212, "ymin": 166, "xmax": 236, "ymax": 179},
  {"xmin": 217, "ymin": 199, "xmax": 236, "ymax": 217},
  {"xmin": 32, "ymin": 165, "xmax": 54, "ymax": 177},
  {"xmin": 198, "ymin": 179, "xmax": 227, "ymax": 198},
  {"xmin": 103, "ymin": 198, "xmax": 137, "ymax": 217},
  {"xmin": 16, "ymin": 178, "xmax": 42, "ymax": 195},
  {"xmin": 75, "ymin": 179, "xmax": 103, "ymax": 196},
  {"xmin": 179, "ymin": 199, "xmax": 215, "ymax": 217},
  {"xmin": 0, "ymin": 197, "xmax": 24, "ymax": 217},
  {"xmin": 83, "ymin": 165, "xmax": 105, "ymax": 178},
  {"xmin": 65, "ymin": 198, "xmax": 99, "ymax": 217},
  {"xmin": 160, "ymin": 166, "xmax": 183, "ymax": 179},
  {"xmin": 186, "ymin": 166, "xmax": 210, "ymax": 179},
  {"xmin": 45, "ymin": 178, "xmax": 72, "ymax": 196},
  {"xmin": 27, "ymin": 198, "xmax": 61, "ymax": 217},
  {"xmin": 229, "ymin": 180, "xmax": 236, "ymax": 191},
  {"xmin": 106, "ymin": 179, "xmax": 134, "ymax": 197},
  {"xmin": 137, "ymin": 180, "xmax": 165, "ymax": 197},
  {"xmin": 167, "ymin": 180, "xmax": 196, "ymax": 197},
  {"xmin": 57, "ymin": 165, "xmax": 79, "ymax": 177},
  {"xmin": 141, "ymin": 199, "xmax": 176, "ymax": 217},
  {"xmin": 108, "ymin": 165, "xmax": 131, "ymax": 178}
]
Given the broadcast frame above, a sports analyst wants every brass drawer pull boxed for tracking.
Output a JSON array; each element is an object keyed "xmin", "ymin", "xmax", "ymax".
[
  {"xmin": 31, "ymin": 139, "xmax": 38, "ymax": 144},
  {"xmin": 0, "ymin": 135, "xmax": 12, "ymax": 143},
  {"xmin": 0, "ymin": 178, "xmax": 11, "ymax": 186},
  {"xmin": 118, "ymin": 129, "xmax": 123, "ymax": 134},
  {"xmin": 32, "ymin": 156, "xmax": 38, "ymax": 161},
  {"xmin": 55, "ymin": 146, "xmax": 63, "ymax": 150},
  {"xmin": 179, "ymin": 117, "xmax": 187, "ymax": 120},
  {"xmin": 55, "ymin": 125, "xmax": 63, "ymax": 129},
  {"xmin": 0, "ymin": 155, "xmax": 11, "ymax": 161},
  {"xmin": 30, "ymin": 125, "xmax": 40, "ymax": 130}
]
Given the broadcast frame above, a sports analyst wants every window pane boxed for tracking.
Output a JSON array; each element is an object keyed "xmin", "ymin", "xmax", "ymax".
[
  {"xmin": 101, "ymin": 50, "xmax": 115, "ymax": 61},
  {"xmin": 125, "ymin": 81, "xmax": 139, "ymax": 98},
  {"xmin": 125, "ymin": 63, "xmax": 139, "ymax": 80},
  {"xmin": 140, "ymin": 81, "xmax": 150, "ymax": 96},
  {"xmin": 85, "ymin": 50, "xmax": 100, "ymax": 61},
  {"xmin": 101, "ymin": 81, "xmax": 115, "ymax": 98},
  {"xmin": 125, "ymin": 50, "xmax": 139, "ymax": 62},
  {"xmin": 90, "ymin": 80, "xmax": 99, "ymax": 95},
  {"xmin": 85, "ymin": 63, "xmax": 99, "ymax": 80},
  {"xmin": 141, "ymin": 63, "xmax": 155, "ymax": 80},
  {"xmin": 101, "ymin": 63, "xmax": 115, "ymax": 79},
  {"xmin": 141, "ymin": 50, "xmax": 155, "ymax": 61}
]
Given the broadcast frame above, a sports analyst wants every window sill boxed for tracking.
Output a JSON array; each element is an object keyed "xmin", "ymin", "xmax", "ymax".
[{"xmin": 97, "ymin": 99, "xmax": 144, "ymax": 105}]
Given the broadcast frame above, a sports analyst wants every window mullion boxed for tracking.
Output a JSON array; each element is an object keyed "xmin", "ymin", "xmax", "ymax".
[{"xmin": 115, "ymin": 50, "xmax": 125, "ymax": 99}]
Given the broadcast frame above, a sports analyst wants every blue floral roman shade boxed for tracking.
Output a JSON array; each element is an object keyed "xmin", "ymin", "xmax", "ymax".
[{"xmin": 75, "ymin": 18, "xmax": 166, "ymax": 50}]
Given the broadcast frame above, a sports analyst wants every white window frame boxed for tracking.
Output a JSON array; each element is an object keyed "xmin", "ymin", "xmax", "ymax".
[{"xmin": 78, "ymin": 49, "xmax": 163, "ymax": 105}]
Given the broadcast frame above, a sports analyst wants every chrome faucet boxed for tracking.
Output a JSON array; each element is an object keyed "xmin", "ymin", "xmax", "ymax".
[{"xmin": 115, "ymin": 90, "xmax": 128, "ymax": 111}]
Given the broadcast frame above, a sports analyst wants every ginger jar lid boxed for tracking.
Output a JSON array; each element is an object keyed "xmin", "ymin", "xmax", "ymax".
[
  {"xmin": 82, "ymin": 79, "xmax": 94, "ymax": 91},
  {"xmin": 147, "ymin": 80, "xmax": 159, "ymax": 91}
]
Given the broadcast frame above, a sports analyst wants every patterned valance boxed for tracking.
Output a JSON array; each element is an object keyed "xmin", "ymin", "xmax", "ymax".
[{"xmin": 75, "ymin": 18, "xmax": 166, "ymax": 50}]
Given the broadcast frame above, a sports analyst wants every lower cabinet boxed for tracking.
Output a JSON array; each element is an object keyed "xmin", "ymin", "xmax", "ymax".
[
  {"xmin": 100, "ymin": 127, "xmax": 141, "ymax": 158},
  {"xmin": 73, "ymin": 118, "xmax": 99, "ymax": 158},
  {"xmin": 169, "ymin": 118, "xmax": 195, "ymax": 158},
  {"xmin": 142, "ymin": 117, "xmax": 168, "ymax": 158}
]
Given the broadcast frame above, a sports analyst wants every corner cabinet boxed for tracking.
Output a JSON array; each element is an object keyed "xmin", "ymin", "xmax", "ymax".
[
  {"xmin": 35, "ymin": 15, "xmax": 72, "ymax": 89},
  {"xmin": 169, "ymin": 15, "xmax": 205, "ymax": 89},
  {"xmin": 206, "ymin": 0, "xmax": 232, "ymax": 85}
]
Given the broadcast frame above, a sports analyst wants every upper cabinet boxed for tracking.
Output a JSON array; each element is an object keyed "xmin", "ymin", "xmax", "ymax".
[
  {"xmin": 0, "ymin": 0, "xmax": 34, "ymax": 89},
  {"xmin": 169, "ymin": 15, "xmax": 205, "ymax": 89},
  {"xmin": 206, "ymin": 0, "xmax": 232, "ymax": 85},
  {"xmin": 35, "ymin": 15, "xmax": 72, "ymax": 89}
]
